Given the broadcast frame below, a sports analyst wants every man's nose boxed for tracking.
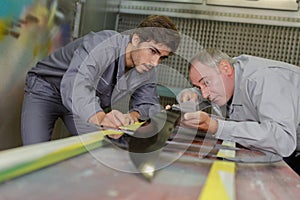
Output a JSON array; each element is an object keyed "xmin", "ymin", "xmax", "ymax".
[
  {"xmin": 150, "ymin": 55, "xmax": 160, "ymax": 67},
  {"xmin": 200, "ymin": 87, "xmax": 210, "ymax": 99}
]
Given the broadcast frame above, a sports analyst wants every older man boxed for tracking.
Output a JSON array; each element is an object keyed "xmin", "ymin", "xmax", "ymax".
[{"xmin": 179, "ymin": 48, "xmax": 300, "ymax": 174}]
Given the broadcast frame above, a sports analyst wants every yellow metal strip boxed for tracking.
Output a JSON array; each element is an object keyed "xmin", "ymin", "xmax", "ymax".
[
  {"xmin": 0, "ymin": 132, "xmax": 103, "ymax": 183},
  {"xmin": 0, "ymin": 122, "xmax": 143, "ymax": 183},
  {"xmin": 198, "ymin": 141, "xmax": 236, "ymax": 200},
  {"xmin": 119, "ymin": 122, "xmax": 144, "ymax": 131}
]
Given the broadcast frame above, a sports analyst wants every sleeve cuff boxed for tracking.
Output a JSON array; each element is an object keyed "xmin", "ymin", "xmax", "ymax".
[{"xmin": 78, "ymin": 103, "xmax": 103, "ymax": 122}]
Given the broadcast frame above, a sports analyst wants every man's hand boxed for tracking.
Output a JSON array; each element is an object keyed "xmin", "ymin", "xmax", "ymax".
[
  {"xmin": 128, "ymin": 111, "xmax": 140, "ymax": 122},
  {"xmin": 103, "ymin": 110, "xmax": 133, "ymax": 127},
  {"xmin": 181, "ymin": 111, "xmax": 218, "ymax": 134},
  {"xmin": 179, "ymin": 90, "xmax": 199, "ymax": 103},
  {"xmin": 88, "ymin": 110, "xmax": 140, "ymax": 139}
]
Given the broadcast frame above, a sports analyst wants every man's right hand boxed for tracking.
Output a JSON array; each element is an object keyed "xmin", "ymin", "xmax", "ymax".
[
  {"xmin": 181, "ymin": 111, "xmax": 218, "ymax": 134},
  {"xmin": 88, "ymin": 110, "xmax": 137, "ymax": 139},
  {"xmin": 89, "ymin": 110, "xmax": 135, "ymax": 128},
  {"xmin": 179, "ymin": 90, "xmax": 199, "ymax": 102}
]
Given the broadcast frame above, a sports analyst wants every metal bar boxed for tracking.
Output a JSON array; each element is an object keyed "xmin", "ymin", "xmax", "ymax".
[
  {"xmin": 166, "ymin": 140, "xmax": 241, "ymax": 151},
  {"xmin": 0, "ymin": 131, "xmax": 106, "ymax": 183}
]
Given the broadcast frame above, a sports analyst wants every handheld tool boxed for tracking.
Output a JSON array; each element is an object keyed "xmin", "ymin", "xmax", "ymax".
[
  {"xmin": 127, "ymin": 109, "xmax": 181, "ymax": 181},
  {"xmin": 109, "ymin": 101, "xmax": 282, "ymax": 181}
]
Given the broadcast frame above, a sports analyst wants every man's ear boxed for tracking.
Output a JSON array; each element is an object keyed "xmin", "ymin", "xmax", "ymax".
[
  {"xmin": 132, "ymin": 34, "xmax": 140, "ymax": 47},
  {"xmin": 218, "ymin": 60, "xmax": 234, "ymax": 76}
]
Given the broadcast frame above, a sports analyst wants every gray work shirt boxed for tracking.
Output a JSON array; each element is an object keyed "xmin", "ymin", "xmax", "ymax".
[
  {"xmin": 216, "ymin": 55, "xmax": 300, "ymax": 157},
  {"xmin": 28, "ymin": 30, "xmax": 159, "ymax": 122}
]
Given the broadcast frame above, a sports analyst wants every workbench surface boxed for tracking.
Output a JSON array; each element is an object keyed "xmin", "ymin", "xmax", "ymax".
[{"xmin": 0, "ymin": 145, "xmax": 299, "ymax": 200}]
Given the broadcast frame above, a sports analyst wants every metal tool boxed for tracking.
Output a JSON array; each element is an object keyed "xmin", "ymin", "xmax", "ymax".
[
  {"xmin": 105, "ymin": 101, "xmax": 282, "ymax": 181},
  {"xmin": 125, "ymin": 101, "xmax": 226, "ymax": 181},
  {"xmin": 93, "ymin": 125, "xmax": 135, "ymax": 136},
  {"xmin": 127, "ymin": 109, "xmax": 181, "ymax": 181}
]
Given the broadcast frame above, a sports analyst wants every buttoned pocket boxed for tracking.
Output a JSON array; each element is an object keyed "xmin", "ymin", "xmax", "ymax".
[{"xmin": 25, "ymin": 74, "xmax": 61, "ymax": 100}]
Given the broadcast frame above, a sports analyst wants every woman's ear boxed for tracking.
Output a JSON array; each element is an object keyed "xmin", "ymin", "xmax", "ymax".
[
  {"xmin": 218, "ymin": 60, "xmax": 234, "ymax": 76},
  {"xmin": 131, "ymin": 34, "xmax": 140, "ymax": 47}
]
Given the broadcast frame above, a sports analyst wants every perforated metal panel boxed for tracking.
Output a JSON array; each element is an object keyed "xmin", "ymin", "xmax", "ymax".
[
  {"xmin": 117, "ymin": 13, "xmax": 300, "ymax": 106},
  {"xmin": 118, "ymin": 13, "xmax": 300, "ymax": 75}
]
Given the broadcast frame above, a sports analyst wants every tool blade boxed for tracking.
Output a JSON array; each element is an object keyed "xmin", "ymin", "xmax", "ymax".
[{"xmin": 127, "ymin": 110, "xmax": 180, "ymax": 181}]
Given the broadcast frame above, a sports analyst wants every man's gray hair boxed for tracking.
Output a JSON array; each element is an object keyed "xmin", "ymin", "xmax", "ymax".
[{"xmin": 190, "ymin": 48, "xmax": 235, "ymax": 68}]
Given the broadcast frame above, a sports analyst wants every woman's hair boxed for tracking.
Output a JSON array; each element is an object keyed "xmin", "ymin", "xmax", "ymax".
[
  {"xmin": 132, "ymin": 15, "xmax": 180, "ymax": 53},
  {"xmin": 190, "ymin": 48, "xmax": 235, "ymax": 69}
]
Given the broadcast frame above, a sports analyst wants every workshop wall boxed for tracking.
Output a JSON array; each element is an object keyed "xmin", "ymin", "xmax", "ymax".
[
  {"xmin": 116, "ymin": 1, "xmax": 300, "ymax": 106},
  {"xmin": 0, "ymin": 0, "xmax": 77, "ymax": 150},
  {"xmin": 0, "ymin": 0, "xmax": 119, "ymax": 150}
]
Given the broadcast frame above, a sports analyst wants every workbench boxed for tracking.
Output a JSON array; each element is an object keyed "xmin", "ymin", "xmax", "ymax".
[{"xmin": 0, "ymin": 136, "xmax": 299, "ymax": 200}]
